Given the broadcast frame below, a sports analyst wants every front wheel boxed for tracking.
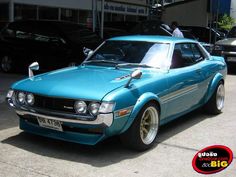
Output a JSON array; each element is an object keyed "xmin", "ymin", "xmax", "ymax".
[
  {"xmin": 204, "ymin": 81, "xmax": 225, "ymax": 114},
  {"xmin": 120, "ymin": 102, "xmax": 160, "ymax": 151}
]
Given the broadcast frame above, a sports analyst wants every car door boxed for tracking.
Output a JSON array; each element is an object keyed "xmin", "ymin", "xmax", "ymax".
[{"xmin": 164, "ymin": 43, "xmax": 205, "ymax": 118}]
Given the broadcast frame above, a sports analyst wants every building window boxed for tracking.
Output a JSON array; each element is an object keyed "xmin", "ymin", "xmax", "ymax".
[
  {"xmin": 61, "ymin": 8, "xmax": 79, "ymax": 23},
  {"xmin": 14, "ymin": 4, "xmax": 37, "ymax": 20},
  {"xmin": 38, "ymin": 6, "xmax": 58, "ymax": 20},
  {"xmin": 112, "ymin": 13, "xmax": 125, "ymax": 21},
  {"xmin": 79, "ymin": 10, "xmax": 90, "ymax": 24},
  {"xmin": 0, "ymin": 3, "xmax": 9, "ymax": 22},
  {"xmin": 138, "ymin": 16, "xmax": 147, "ymax": 22},
  {"xmin": 126, "ymin": 15, "xmax": 137, "ymax": 21},
  {"xmin": 104, "ymin": 12, "xmax": 112, "ymax": 22}
]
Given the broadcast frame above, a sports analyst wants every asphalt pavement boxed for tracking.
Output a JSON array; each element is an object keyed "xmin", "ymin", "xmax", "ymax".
[{"xmin": 0, "ymin": 72, "xmax": 235, "ymax": 177}]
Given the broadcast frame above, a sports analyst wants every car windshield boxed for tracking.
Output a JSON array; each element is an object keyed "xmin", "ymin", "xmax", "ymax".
[
  {"xmin": 227, "ymin": 27, "xmax": 236, "ymax": 38},
  {"xmin": 85, "ymin": 40, "xmax": 170, "ymax": 69}
]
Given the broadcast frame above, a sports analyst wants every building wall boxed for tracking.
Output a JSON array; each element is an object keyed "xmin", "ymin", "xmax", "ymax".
[
  {"xmin": 230, "ymin": 0, "xmax": 236, "ymax": 24},
  {"xmin": 12, "ymin": 0, "xmax": 92, "ymax": 10},
  {"xmin": 0, "ymin": 0, "xmax": 148, "ymax": 23},
  {"xmin": 162, "ymin": 0, "xmax": 208, "ymax": 26},
  {"xmin": 113, "ymin": 0, "xmax": 146, "ymax": 6}
]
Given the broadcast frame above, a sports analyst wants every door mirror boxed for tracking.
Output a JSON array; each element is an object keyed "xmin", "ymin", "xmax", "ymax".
[
  {"xmin": 131, "ymin": 69, "xmax": 142, "ymax": 79},
  {"xmin": 83, "ymin": 47, "xmax": 93, "ymax": 56},
  {"xmin": 28, "ymin": 62, "xmax": 39, "ymax": 78},
  {"xmin": 125, "ymin": 70, "xmax": 142, "ymax": 88}
]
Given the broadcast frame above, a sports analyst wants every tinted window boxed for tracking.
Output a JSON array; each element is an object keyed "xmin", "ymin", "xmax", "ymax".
[
  {"xmin": 2, "ymin": 22, "xmax": 33, "ymax": 39},
  {"xmin": 32, "ymin": 22, "xmax": 63, "ymax": 43},
  {"xmin": 0, "ymin": 3, "xmax": 9, "ymax": 21},
  {"xmin": 171, "ymin": 43, "xmax": 203, "ymax": 69},
  {"xmin": 191, "ymin": 44, "xmax": 204, "ymax": 62},
  {"xmin": 58, "ymin": 23, "xmax": 98, "ymax": 43}
]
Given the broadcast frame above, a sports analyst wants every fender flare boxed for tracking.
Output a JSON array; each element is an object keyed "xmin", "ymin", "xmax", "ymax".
[
  {"xmin": 120, "ymin": 92, "xmax": 161, "ymax": 134},
  {"xmin": 205, "ymin": 73, "xmax": 224, "ymax": 103}
]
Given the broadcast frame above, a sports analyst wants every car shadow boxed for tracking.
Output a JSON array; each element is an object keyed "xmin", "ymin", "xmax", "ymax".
[{"xmin": 1, "ymin": 107, "xmax": 216, "ymax": 167}]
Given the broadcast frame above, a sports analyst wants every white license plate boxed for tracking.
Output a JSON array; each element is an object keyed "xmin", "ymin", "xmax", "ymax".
[
  {"xmin": 37, "ymin": 117, "xmax": 63, "ymax": 131},
  {"xmin": 227, "ymin": 57, "xmax": 236, "ymax": 62}
]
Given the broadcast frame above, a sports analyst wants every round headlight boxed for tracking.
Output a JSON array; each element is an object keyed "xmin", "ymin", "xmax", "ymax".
[
  {"xmin": 17, "ymin": 92, "xmax": 25, "ymax": 104},
  {"xmin": 88, "ymin": 102, "xmax": 100, "ymax": 116},
  {"xmin": 26, "ymin": 93, "xmax": 34, "ymax": 105},
  {"xmin": 74, "ymin": 101, "xmax": 87, "ymax": 114}
]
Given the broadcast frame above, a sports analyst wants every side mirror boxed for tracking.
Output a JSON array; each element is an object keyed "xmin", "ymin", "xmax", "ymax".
[
  {"xmin": 131, "ymin": 69, "xmax": 142, "ymax": 79},
  {"xmin": 125, "ymin": 70, "xmax": 142, "ymax": 88},
  {"xmin": 83, "ymin": 47, "xmax": 93, "ymax": 57},
  {"xmin": 28, "ymin": 62, "xmax": 39, "ymax": 78}
]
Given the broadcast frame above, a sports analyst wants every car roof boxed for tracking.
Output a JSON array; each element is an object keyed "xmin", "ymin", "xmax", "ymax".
[{"xmin": 108, "ymin": 35, "xmax": 196, "ymax": 43}]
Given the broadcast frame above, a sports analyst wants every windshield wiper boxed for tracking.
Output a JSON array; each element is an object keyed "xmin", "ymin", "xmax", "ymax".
[
  {"xmin": 115, "ymin": 63, "xmax": 158, "ymax": 69},
  {"xmin": 82, "ymin": 60, "xmax": 121, "ymax": 65}
]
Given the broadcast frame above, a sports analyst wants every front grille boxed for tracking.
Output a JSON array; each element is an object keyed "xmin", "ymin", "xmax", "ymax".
[{"xmin": 34, "ymin": 94, "xmax": 76, "ymax": 113}]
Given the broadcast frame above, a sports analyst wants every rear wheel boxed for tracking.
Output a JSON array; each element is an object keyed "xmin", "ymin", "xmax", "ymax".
[
  {"xmin": 120, "ymin": 102, "xmax": 159, "ymax": 151},
  {"xmin": 1, "ymin": 55, "xmax": 14, "ymax": 73},
  {"xmin": 204, "ymin": 81, "xmax": 225, "ymax": 114}
]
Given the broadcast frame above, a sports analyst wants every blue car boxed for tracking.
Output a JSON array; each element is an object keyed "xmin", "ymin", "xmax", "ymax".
[{"xmin": 6, "ymin": 36, "xmax": 227, "ymax": 151}]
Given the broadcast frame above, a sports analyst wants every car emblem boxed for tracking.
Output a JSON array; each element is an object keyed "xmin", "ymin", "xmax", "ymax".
[{"xmin": 63, "ymin": 106, "xmax": 74, "ymax": 110}]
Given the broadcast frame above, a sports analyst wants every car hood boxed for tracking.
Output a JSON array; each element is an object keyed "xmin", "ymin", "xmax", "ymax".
[
  {"xmin": 12, "ymin": 66, "xmax": 140, "ymax": 101},
  {"xmin": 216, "ymin": 38, "xmax": 236, "ymax": 46}
]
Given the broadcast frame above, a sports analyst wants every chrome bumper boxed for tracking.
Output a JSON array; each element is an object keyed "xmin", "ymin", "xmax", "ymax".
[
  {"xmin": 16, "ymin": 110, "xmax": 113, "ymax": 127},
  {"xmin": 222, "ymin": 51, "xmax": 236, "ymax": 55}
]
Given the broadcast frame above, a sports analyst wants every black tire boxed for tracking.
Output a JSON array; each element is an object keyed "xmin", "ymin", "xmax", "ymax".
[
  {"xmin": 0, "ymin": 55, "xmax": 14, "ymax": 73},
  {"xmin": 204, "ymin": 81, "xmax": 225, "ymax": 115},
  {"xmin": 120, "ymin": 102, "xmax": 160, "ymax": 151}
]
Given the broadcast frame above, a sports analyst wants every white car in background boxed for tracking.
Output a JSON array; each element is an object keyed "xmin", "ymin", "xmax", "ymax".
[{"xmin": 214, "ymin": 26, "xmax": 236, "ymax": 64}]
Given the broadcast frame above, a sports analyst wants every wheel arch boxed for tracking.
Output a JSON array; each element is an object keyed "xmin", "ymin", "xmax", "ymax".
[
  {"xmin": 205, "ymin": 72, "xmax": 224, "ymax": 104},
  {"xmin": 120, "ymin": 92, "xmax": 161, "ymax": 134}
]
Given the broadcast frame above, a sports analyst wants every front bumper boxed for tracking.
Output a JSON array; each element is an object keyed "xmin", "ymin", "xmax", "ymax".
[
  {"xmin": 16, "ymin": 109, "xmax": 113, "ymax": 127},
  {"xmin": 6, "ymin": 96, "xmax": 114, "ymax": 145},
  {"xmin": 213, "ymin": 50, "xmax": 236, "ymax": 63},
  {"xmin": 221, "ymin": 51, "xmax": 236, "ymax": 63}
]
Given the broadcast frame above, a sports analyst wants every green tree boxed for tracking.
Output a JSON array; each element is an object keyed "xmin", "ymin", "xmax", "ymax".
[{"xmin": 218, "ymin": 14, "xmax": 235, "ymax": 30}]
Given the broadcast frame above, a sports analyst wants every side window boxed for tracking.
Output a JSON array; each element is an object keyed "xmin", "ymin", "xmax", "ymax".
[
  {"xmin": 190, "ymin": 43, "xmax": 204, "ymax": 63},
  {"xmin": 32, "ymin": 23, "xmax": 62, "ymax": 43},
  {"xmin": 171, "ymin": 43, "xmax": 203, "ymax": 69},
  {"xmin": 2, "ymin": 22, "xmax": 33, "ymax": 40}
]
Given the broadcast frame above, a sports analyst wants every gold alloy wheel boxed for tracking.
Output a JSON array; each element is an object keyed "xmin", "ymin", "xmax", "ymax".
[{"xmin": 140, "ymin": 106, "xmax": 159, "ymax": 145}]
